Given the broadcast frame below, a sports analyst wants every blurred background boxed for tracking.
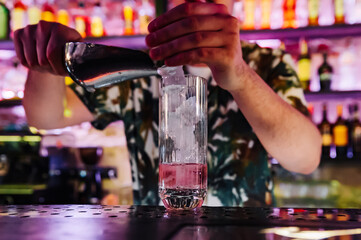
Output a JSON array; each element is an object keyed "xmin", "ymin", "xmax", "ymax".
[{"xmin": 1, "ymin": 0, "xmax": 361, "ymax": 208}]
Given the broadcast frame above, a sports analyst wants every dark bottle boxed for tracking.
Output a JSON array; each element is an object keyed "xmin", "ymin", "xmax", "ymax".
[
  {"xmin": 318, "ymin": 52, "xmax": 333, "ymax": 92},
  {"xmin": 318, "ymin": 104, "xmax": 332, "ymax": 159},
  {"xmin": 0, "ymin": 0, "xmax": 10, "ymax": 40},
  {"xmin": 333, "ymin": 104, "xmax": 348, "ymax": 159},
  {"xmin": 349, "ymin": 104, "xmax": 361, "ymax": 159}
]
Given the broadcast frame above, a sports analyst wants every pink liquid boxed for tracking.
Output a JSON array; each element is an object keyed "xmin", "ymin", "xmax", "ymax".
[{"xmin": 159, "ymin": 163, "xmax": 207, "ymax": 210}]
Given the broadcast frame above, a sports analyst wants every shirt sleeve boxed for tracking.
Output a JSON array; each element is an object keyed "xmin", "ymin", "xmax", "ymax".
[{"xmin": 68, "ymin": 79, "xmax": 135, "ymax": 130}]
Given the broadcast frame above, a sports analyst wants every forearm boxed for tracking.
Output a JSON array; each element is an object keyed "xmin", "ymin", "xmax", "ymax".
[
  {"xmin": 23, "ymin": 70, "xmax": 68, "ymax": 129},
  {"xmin": 229, "ymin": 63, "xmax": 322, "ymax": 174},
  {"xmin": 23, "ymin": 70, "xmax": 93, "ymax": 129}
]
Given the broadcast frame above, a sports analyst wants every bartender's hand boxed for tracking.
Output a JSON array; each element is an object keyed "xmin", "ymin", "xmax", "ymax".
[
  {"xmin": 14, "ymin": 20, "xmax": 82, "ymax": 76},
  {"xmin": 146, "ymin": 1, "xmax": 245, "ymax": 91}
]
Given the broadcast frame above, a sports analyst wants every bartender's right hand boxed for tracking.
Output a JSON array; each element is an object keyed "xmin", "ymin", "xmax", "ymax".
[{"xmin": 13, "ymin": 20, "xmax": 83, "ymax": 76}]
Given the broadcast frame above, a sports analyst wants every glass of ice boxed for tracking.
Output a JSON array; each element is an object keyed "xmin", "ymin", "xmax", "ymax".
[{"xmin": 159, "ymin": 73, "xmax": 207, "ymax": 211}]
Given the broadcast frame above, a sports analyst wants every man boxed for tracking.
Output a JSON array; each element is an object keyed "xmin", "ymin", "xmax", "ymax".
[{"xmin": 13, "ymin": 0, "xmax": 322, "ymax": 206}]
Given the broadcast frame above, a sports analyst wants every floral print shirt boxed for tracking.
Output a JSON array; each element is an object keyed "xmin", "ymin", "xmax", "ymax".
[{"xmin": 69, "ymin": 41, "xmax": 309, "ymax": 207}]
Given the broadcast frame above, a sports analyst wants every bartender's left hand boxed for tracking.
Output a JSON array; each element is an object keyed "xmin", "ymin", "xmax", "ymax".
[{"xmin": 146, "ymin": 1, "xmax": 246, "ymax": 92}]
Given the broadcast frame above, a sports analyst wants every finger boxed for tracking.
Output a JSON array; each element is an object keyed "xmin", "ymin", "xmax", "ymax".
[
  {"xmin": 36, "ymin": 21, "xmax": 52, "ymax": 68},
  {"xmin": 47, "ymin": 24, "xmax": 82, "ymax": 76},
  {"xmin": 146, "ymin": 14, "xmax": 228, "ymax": 47},
  {"xmin": 13, "ymin": 29, "xmax": 29, "ymax": 68},
  {"xmin": 164, "ymin": 47, "xmax": 225, "ymax": 66},
  {"xmin": 148, "ymin": 2, "xmax": 229, "ymax": 32},
  {"xmin": 149, "ymin": 31, "xmax": 226, "ymax": 60},
  {"xmin": 22, "ymin": 26, "xmax": 39, "ymax": 68}
]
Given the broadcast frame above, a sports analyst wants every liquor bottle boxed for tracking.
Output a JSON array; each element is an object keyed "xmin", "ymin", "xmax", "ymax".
[
  {"xmin": 333, "ymin": 104, "xmax": 348, "ymax": 159},
  {"xmin": 308, "ymin": 0, "xmax": 319, "ymax": 26},
  {"xmin": 122, "ymin": 0, "xmax": 136, "ymax": 35},
  {"xmin": 296, "ymin": 0, "xmax": 308, "ymax": 28},
  {"xmin": 349, "ymin": 104, "xmax": 361, "ymax": 159},
  {"xmin": 243, "ymin": 0, "xmax": 256, "ymax": 30},
  {"xmin": 260, "ymin": 0, "xmax": 272, "ymax": 29},
  {"xmin": 334, "ymin": 0, "xmax": 345, "ymax": 24},
  {"xmin": 0, "ymin": 0, "xmax": 10, "ymax": 40},
  {"xmin": 27, "ymin": 0, "xmax": 41, "ymax": 25},
  {"xmin": 91, "ymin": 1, "xmax": 106, "ymax": 37},
  {"xmin": 57, "ymin": 1, "xmax": 70, "ymax": 27},
  {"xmin": 319, "ymin": 0, "xmax": 335, "ymax": 26},
  {"xmin": 297, "ymin": 38, "xmax": 311, "ymax": 92},
  {"xmin": 12, "ymin": 0, "xmax": 27, "ymax": 32},
  {"xmin": 73, "ymin": 1, "xmax": 91, "ymax": 38},
  {"xmin": 318, "ymin": 104, "xmax": 332, "ymax": 159},
  {"xmin": 41, "ymin": 0, "xmax": 56, "ymax": 22},
  {"xmin": 283, "ymin": 0, "xmax": 297, "ymax": 28},
  {"xmin": 318, "ymin": 50, "xmax": 333, "ymax": 92},
  {"xmin": 138, "ymin": 0, "xmax": 155, "ymax": 34},
  {"xmin": 270, "ymin": 0, "xmax": 284, "ymax": 29},
  {"xmin": 338, "ymin": 38, "xmax": 357, "ymax": 90}
]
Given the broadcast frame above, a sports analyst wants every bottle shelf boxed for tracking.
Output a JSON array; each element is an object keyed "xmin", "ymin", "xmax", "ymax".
[
  {"xmin": 239, "ymin": 23, "xmax": 361, "ymax": 41},
  {"xmin": 0, "ymin": 35, "xmax": 148, "ymax": 51},
  {"xmin": 2, "ymin": 23, "xmax": 361, "ymax": 51},
  {"xmin": 0, "ymin": 91, "xmax": 361, "ymax": 108},
  {"xmin": 305, "ymin": 91, "xmax": 361, "ymax": 102},
  {"xmin": 0, "ymin": 99, "xmax": 22, "ymax": 107}
]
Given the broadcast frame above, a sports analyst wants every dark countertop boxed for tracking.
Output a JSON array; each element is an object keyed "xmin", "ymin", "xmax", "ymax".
[{"xmin": 1, "ymin": 205, "xmax": 361, "ymax": 240}]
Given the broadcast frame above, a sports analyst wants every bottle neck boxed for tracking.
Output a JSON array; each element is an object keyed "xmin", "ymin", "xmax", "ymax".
[{"xmin": 322, "ymin": 53, "xmax": 328, "ymax": 62}]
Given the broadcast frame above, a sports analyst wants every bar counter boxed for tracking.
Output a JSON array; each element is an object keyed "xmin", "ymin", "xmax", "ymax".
[{"xmin": 1, "ymin": 205, "xmax": 361, "ymax": 239}]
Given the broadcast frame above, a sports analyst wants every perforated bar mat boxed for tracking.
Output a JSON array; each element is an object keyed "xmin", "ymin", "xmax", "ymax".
[{"xmin": 1, "ymin": 205, "xmax": 361, "ymax": 239}]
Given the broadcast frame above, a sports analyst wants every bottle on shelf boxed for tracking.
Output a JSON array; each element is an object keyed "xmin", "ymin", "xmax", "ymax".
[
  {"xmin": 318, "ymin": 103, "xmax": 332, "ymax": 159},
  {"xmin": 308, "ymin": 0, "xmax": 319, "ymax": 26},
  {"xmin": 333, "ymin": 104, "xmax": 348, "ymax": 159},
  {"xmin": 12, "ymin": 0, "xmax": 28, "ymax": 33},
  {"xmin": 270, "ymin": 0, "xmax": 284, "ymax": 29},
  {"xmin": 27, "ymin": 0, "xmax": 41, "ymax": 25},
  {"xmin": 0, "ymin": 0, "xmax": 10, "ymax": 40},
  {"xmin": 57, "ymin": 1, "xmax": 70, "ymax": 27},
  {"xmin": 243, "ymin": 0, "xmax": 256, "ymax": 30},
  {"xmin": 283, "ymin": 0, "xmax": 297, "ymax": 28},
  {"xmin": 91, "ymin": 1, "xmax": 106, "ymax": 37},
  {"xmin": 138, "ymin": 0, "xmax": 155, "ymax": 34},
  {"xmin": 348, "ymin": 104, "xmax": 361, "ymax": 159},
  {"xmin": 297, "ymin": 38, "xmax": 311, "ymax": 92},
  {"xmin": 334, "ymin": 0, "xmax": 345, "ymax": 24},
  {"xmin": 122, "ymin": 0, "xmax": 137, "ymax": 35},
  {"xmin": 41, "ymin": 0, "xmax": 56, "ymax": 23},
  {"xmin": 338, "ymin": 38, "xmax": 357, "ymax": 91},
  {"xmin": 317, "ymin": 45, "xmax": 333, "ymax": 92},
  {"xmin": 260, "ymin": 0, "xmax": 272, "ymax": 29},
  {"xmin": 72, "ymin": 1, "xmax": 91, "ymax": 38},
  {"xmin": 318, "ymin": 0, "xmax": 335, "ymax": 26}
]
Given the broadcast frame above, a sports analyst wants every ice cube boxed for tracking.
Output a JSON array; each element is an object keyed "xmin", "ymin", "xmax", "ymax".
[{"xmin": 157, "ymin": 65, "xmax": 186, "ymax": 86}]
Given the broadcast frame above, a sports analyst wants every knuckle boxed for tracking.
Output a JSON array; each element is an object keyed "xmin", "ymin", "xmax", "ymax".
[
  {"xmin": 183, "ymin": 3, "xmax": 193, "ymax": 16},
  {"xmin": 229, "ymin": 16, "xmax": 239, "ymax": 29},
  {"xmin": 197, "ymin": 48, "xmax": 208, "ymax": 58},
  {"xmin": 46, "ymin": 46, "xmax": 55, "ymax": 60},
  {"xmin": 19, "ymin": 58, "xmax": 28, "ymax": 67},
  {"xmin": 13, "ymin": 29, "xmax": 23, "ymax": 39},
  {"xmin": 188, "ymin": 17, "xmax": 199, "ymax": 30},
  {"xmin": 218, "ymin": 4, "xmax": 228, "ymax": 13},
  {"xmin": 38, "ymin": 56, "xmax": 48, "ymax": 66},
  {"xmin": 192, "ymin": 32, "xmax": 204, "ymax": 44}
]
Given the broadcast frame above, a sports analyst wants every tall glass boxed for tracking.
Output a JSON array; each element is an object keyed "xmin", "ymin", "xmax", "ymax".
[{"xmin": 159, "ymin": 74, "xmax": 207, "ymax": 210}]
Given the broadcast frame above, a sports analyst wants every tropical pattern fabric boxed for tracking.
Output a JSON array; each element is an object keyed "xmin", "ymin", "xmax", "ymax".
[{"xmin": 69, "ymin": 41, "xmax": 309, "ymax": 207}]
